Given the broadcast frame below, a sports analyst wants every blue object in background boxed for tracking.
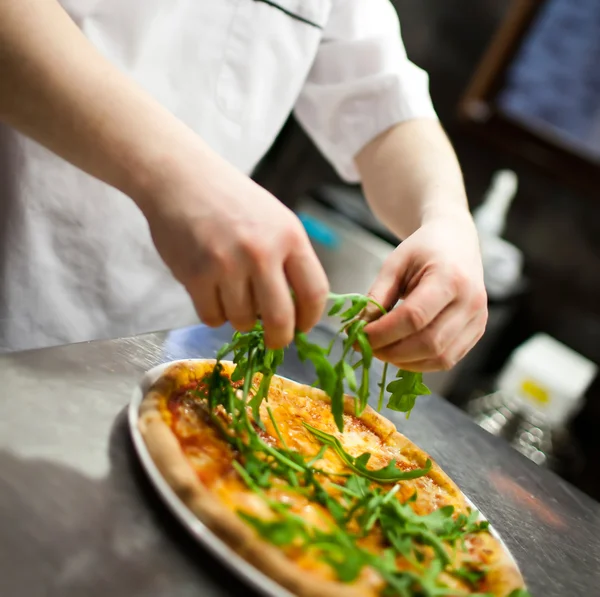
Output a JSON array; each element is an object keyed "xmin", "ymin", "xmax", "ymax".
[
  {"xmin": 298, "ymin": 211, "xmax": 340, "ymax": 250},
  {"xmin": 498, "ymin": 0, "xmax": 600, "ymax": 159},
  {"xmin": 162, "ymin": 324, "xmax": 234, "ymax": 361}
]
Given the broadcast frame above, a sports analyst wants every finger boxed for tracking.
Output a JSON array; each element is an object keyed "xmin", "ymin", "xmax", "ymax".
[
  {"xmin": 188, "ymin": 279, "xmax": 226, "ymax": 328},
  {"xmin": 365, "ymin": 270, "xmax": 455, "ymax": 350},
  {"xmin": 374, "ymin": 302, "xmax": 465, "ymax": 363},
  {"xmin": 389, "ymin": 312, "xmax": 486, "ymax": 372},
  {"xmin": 219, "ymin": 276, "xmax": 257, "ymax": 332},
  {"xmin": 253, "ymin": 269, "xmax": 295, "ymax": 349},
  {"xmin": 285, "ymin": 249, "xmax": 329, "ymax": 333},
  {"xmin": 363, "ymin": 251, "xmax": 405, "ymax": 323}
]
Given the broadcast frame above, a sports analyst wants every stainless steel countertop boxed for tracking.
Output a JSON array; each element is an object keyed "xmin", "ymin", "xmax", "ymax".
[{"xmin": 0, "ymin": 324, "xmax": 598, "ymax": 597}]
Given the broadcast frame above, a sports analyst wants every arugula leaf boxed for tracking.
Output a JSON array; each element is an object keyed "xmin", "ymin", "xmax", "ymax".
[
  {"xmin": 356, "ymin": 329, "xmax": 373, "ymax": 367},
  {"xmin": 342, "ymin": 360, "xmax": 358, "ymax": 392},
  {"xmin": 311, "ymin": 479, "xmax": 347, "ymax": 524},
  {"xmin": 344, "ymin": 474, "xmax": 371, "ymax": 497},
  {"xmin": 416, "ymin": 505, "xmax": 456, "ymax": 534},
  {"xmin": 450, "ymin": 565, "xmax": 487, "ymax": 587},
  {"xmin": 296, "ymin": 331, "xmax": 349, "ymax": 430},
  {"xmin": 295, "ymin": 330, "xmax": 350, "ymax": 431},
  {"xmin": 327, "ymin": 294, "xmax": 348, "ymax": 317},
  {"xmin": 303, "ymin": 422, "xmax": 432, "ymax": 482},
  {"xmin": 247, "ymin": 372, "xmax": 272, "ymax": 426},
  {"xmin": 379, "ymin": 499, "xmax": 452, "ymax": 567},
  {"xmin": 216, "ymin": 324, "xmax": 284, "ymax": 428},
  {"xmin": 339, "ymin": 297, "xmax": 368, "ymax": 322},
  {"xmin": 238, "ymin": 512, "xmax": 307, "ymax": 546},
  {"xmin": 377, "ymin": 362, "xmax": 389, "ymax": 411},
  {"xmin": 378, "ymin": 569, "xmax": 417, "ymax": 597},
  {"xmin": 441, "ymin": 510, "xmax": 489, "ymax": 543},
  {"xmin": 386, "ymin": 369, "xmax": 432, "ymax": 418},
  {"xmin": 321, "ymin": 548, "xmax": 368, "ymax": 583},
  {"xmin": 243, "ymin": 452, "xmax": 272, "ymax": 488},
  {"xmin": 295, "ymin": 332, "xmax": 337, "ymax": 397},
  {"xmin": 311, "ymin": 532, "xmax": 371, "ymax": 583}
]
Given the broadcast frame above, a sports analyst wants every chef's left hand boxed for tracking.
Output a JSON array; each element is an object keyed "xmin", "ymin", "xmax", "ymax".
[{"xmin": 363, "ymin": 212, "xmax": 487, "ymax": 372}]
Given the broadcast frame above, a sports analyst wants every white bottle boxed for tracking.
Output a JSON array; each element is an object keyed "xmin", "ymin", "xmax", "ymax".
[{"xmin": 473, "ymin": 170, "xmax": 524, "ymax": 301}]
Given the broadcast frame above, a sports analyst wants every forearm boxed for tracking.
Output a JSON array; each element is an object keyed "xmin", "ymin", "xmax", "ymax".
[
  {"xmin": 355, "ymin": 119, "xmax": 470, "ymax": 240},
  {"xmin": 0, "ymin": 0, "xmax": 203, "ymax": 204}
]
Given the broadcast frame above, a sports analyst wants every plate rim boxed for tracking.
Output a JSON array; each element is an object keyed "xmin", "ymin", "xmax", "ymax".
[{"xmin": 128, "ymin": 358, "xmax": 519, "ymax": 596}]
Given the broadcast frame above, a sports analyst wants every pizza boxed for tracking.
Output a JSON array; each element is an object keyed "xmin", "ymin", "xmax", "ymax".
[{"xmin": 138, "ymin": 359, "xmax": 528, "ymax": 597}]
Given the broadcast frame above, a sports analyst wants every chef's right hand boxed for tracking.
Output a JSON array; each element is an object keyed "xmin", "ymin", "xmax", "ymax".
[{"xmin": 137, "ymin": 147, "xmax": 329, "ymax": 349}]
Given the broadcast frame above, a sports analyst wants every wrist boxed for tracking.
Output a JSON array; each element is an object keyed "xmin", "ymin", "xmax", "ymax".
[
  {"xmin": 126, "ymin": 126, "xmax": 210, "ymax": 217},
  {"xmin": 418, "ymin": 192, "xmax": 473, "ymax": 227}
]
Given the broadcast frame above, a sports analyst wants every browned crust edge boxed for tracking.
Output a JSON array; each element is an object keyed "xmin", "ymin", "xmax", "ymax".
[{"xmin": 138, "ymin": 359, "xmax": 524, "ymax": 596}]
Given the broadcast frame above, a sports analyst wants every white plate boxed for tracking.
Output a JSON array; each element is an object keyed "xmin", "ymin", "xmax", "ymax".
[{"xmin": 129, "ymin": 359, "xmax": 519, "ymax": 596}]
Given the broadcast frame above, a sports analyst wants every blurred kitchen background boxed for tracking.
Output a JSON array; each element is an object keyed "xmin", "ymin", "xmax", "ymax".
[{"xmin": 253, "ymin": 0, "xmax": 600, "ymax": 501}]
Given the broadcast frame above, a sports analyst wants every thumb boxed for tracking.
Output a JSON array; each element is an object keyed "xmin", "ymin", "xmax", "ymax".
[{"xmin": 364, "ymin": 248, "xmax": 406, "ymax": 322}]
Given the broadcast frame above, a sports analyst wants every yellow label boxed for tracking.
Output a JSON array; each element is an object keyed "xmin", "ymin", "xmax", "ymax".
[{"xmin": 521, "ymin": 379, "xmax": 550, "ymax": 404}]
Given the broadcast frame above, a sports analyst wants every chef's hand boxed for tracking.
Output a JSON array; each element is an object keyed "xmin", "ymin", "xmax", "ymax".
[
  {"xmin": 140, "ymin": 150, "xmax": 329, "ymax": 349},
  {"xmin": 363, "ymin": 213, "xmax": 487, "ymax": 372}
]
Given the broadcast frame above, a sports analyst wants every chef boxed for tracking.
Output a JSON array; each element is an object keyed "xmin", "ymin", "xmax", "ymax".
[{"xmin": 0, "ymin": 0, "xmax": 487, "ymax": 372}]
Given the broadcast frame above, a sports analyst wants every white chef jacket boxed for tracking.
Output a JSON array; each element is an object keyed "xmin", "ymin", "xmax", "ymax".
[{"xmin": 0, "ymin": 0, "xmax": 436, "ymax": 352}]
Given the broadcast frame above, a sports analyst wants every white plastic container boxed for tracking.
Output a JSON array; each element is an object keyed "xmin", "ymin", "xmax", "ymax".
[{"xmin": 495, "ymin": 333, "xmax": 598, "ymax": 427}]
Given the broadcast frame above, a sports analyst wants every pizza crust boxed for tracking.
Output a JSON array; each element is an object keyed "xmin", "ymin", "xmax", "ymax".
[{"xmin": 139, "ymin": 360, "xmax": 525, "ymax": 597}]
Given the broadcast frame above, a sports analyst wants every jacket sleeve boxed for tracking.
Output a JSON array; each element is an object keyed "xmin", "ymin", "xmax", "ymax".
[{"xmin": 294, "ymin": 0, "xmax": 437, "ymax": 183}]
